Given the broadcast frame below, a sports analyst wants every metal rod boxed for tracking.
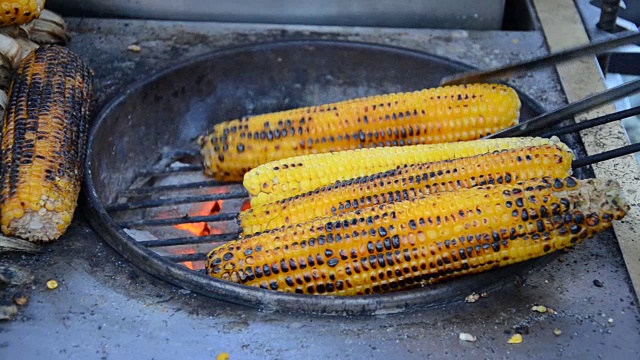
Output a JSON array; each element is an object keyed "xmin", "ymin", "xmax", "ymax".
[
  {"xmin": 440, "ymin": 31, "xmax": 640, "ymax": 86},
  {"xmin": 139, "ymin": 233, "xmax": 238, "ymax": 247},
  {"xmin": 107, "ymin": 190, "xmax": 248, "ymax": 212},
  {"xmin": 597, "ymin": 0, "xmax": 621, "ymax": 33},
  {"xmin": 486, "ymin": 78, "xmax": 640, "ymax": 138},
  {"xmin": 120, "ymin": 180, "xmax": 225, "ymax": 197},
  {"xmin": 137, "ymin": 164, "xmax": 204, "ymax": 177},
  {"xmin": 164, "ymin": 253, "xmax": 208, "ymax": 263},
  {"xmin": 539, "ymin": 105, "xmax": 640, "ymax": 138},
  {"xmin": 118, "ymin": 213, "xmax": 238, "ymax": 228},
  {"xmin": 572, "ymin": 142, "xmax": 640, "ymax": 169}
]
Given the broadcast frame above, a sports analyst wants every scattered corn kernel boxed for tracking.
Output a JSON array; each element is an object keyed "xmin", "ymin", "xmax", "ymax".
[
  {"xmin": 216, "ymin": 352, "xmax": 230, "ymax": 360},
  {"xmin": 128, "ymin": 44, "xmax": 141, "ymax": 52},
  {"xmin": 508, "ymin": 334, "xmax": 523, "ymax": 344},
  {"xmin": 608, "ymin": 318, "xmax": 614, "ymax": 324},
  {"xmin": 46, "ymin": 279, "xmax": 58, "ymax": 290},
  {"xmin": 553, "ymin": 328, "xmax": 562, "ymax": 336},
  {"xmin": 531, "ymin": 305, "xmax": 548, "ymax": 313}
]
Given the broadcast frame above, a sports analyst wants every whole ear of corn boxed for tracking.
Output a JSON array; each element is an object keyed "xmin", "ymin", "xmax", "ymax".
[
  {"xmin": 0, "ymin": 45, "xmax": 93, "ymax": 242},
  {"xmin": 239, "ymin": 143, "xmax": 574, "ymax": 235},
  {"xmin": 206, "ymin": 177, "xmax": 627, "ymax": 296},
  {"xmin": 0, "ymin": 0, "xmax": 44, "ymax": 26},
  {"xmin": 199, "ymin": 83, "xmax": 521, "ymax": 182},
  {"xmin": 244, "ymin": 136, "xmax": 567, "ymax": 208}
]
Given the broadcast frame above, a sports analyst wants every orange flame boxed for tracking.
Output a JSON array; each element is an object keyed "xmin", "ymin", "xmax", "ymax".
[{"xmin": 174, "ymin": 200, "xmax": 223, "ymax": 236}]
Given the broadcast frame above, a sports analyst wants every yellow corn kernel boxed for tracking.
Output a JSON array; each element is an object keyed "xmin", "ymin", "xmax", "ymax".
[
  {"xmin": 199, "ymin": 83, "xmax": 521, "ymax": 182},
  {"xmin": 0, "ymin": 0, "xmax": 44, "ymax": 26},
  {"xmin": 239, "ymin": 143, "xmax": 574, "ymax": 235},
  {"xmin": 206, "ymin": 177, "xmax": 627, "ymax": 296},
  {"xmin": 245, "ymin": 136, "xmax": 568, "ymax": 208}
]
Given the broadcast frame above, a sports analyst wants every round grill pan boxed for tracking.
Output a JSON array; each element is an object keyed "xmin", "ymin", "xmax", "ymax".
[{"xmin": 84, "ymin": 40, "xmax": 582, "ymax": 316}]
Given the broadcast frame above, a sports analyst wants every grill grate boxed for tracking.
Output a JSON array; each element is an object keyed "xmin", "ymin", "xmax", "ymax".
[{"xmin": 107, "ymin": 151, "xmax": 247, "ymax": 271}]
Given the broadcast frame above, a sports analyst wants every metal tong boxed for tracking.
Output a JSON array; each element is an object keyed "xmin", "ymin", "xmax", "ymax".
[{"xmin": 440, "ymin": 31, "xmax": 640, "ymax": 169}]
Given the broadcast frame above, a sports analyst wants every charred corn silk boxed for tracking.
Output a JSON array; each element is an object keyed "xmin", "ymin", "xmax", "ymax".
[
  {"xmin": 239, "ymin": 143, "xmax": 574, "ymax": 235},
  {"xmin": 0, "ymin": 0, "xmax": 45, "ymax": 26},
  {"xmin": 0, "ymin": 45, "xmax": 93, "ymax": 241},
  {"xmin": 244, "ymin": 136, "xmax": 567, "ymax": 208},
  {"xmin": 206, "ymin": 177, "xmax": 627, "ymax": 296},
  {"xmin": 199, "ymin": 83, "xmax": 521, "ymax": 182}
]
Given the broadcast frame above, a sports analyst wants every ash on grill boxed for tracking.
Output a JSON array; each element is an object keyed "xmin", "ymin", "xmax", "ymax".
[{"xmin": 107, "ymin": 150, "xmax": 247, "ymax": 271}]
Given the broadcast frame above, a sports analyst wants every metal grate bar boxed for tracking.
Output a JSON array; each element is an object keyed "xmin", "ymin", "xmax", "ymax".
[
  {"xmin": 572, "ymin": 142, "xmax": 640, "ymax": 169},
  {"xmin": 107, "ymin": 189, "xmax": 249, "ymax": 212},
  {"xmin": 120, "ymin": 180, "xmax": 226, "ymax": 197},
  {"xmin": 118, "ymin": 212, "xmax": 238, "ymax": 228},
  {"xmin": 138, "ymin": 164, "xmax": 204, "ymax": 177},
  {"xmin": 164, "ymin": 253, "xmax": 208, "ymax": 262},
  {"xmin": 139, "ymin": 233, "xmax": 237, "ymax": 247}
]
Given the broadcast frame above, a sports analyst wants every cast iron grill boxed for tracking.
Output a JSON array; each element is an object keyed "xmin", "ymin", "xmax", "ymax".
[
  {"xmin": 106, "ymin": 152, "xmax": 246, "ymax": 270},
  {"xmin": 84, "ymin": 40, "xmax": 623, "ymax": 315}
]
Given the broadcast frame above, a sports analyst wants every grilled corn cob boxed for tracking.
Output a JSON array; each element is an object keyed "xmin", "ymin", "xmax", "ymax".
[
  {"xmin": 206, "ymin": 177, "xmax": 627, "ymax": 296},
  {"xmin": 239, "ymin": 143, "xmax": 574, "ymax": 235},
  {"xmin": 199, "ymin": 83, "xmax": 521, "ymax": 182},
  {"xmin": 0, "ymin": 0, "xmax": 44, "ymax": 26},
  {"xmin": 245, "ymin": 136, "xmax": 566, "ymax": 208},
  {"xmin": 0, "ymin": 45, "xmax": 93, "ymax": 242}
]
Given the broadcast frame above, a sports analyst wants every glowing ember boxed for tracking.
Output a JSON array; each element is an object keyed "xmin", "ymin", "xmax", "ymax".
[{"xmin": 174, "ymin": 200, "xmax": 223, "ymax": 236}]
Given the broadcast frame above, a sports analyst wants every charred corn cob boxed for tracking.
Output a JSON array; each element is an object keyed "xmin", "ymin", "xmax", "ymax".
[
  {"xmin": 245, "ymin": 136, "xmax": 566, "ymax": 208},
  {"xmin": 199, "ymin": 83, "xmax": 521, "ymax": 182},
  {"xmin": 239, "ymin": 143, "xmax": 574, "ymax": 235},
  {"xmin": 0, "ymin": 45, "xmax": 93, "ymax": 242},
  {"xmin": 0, "ymin": 0, "xmax": 44, "ymax": 26},
  {"xmin": 207, "ymin": 177, "xmax": 627, "ymax": 295}
]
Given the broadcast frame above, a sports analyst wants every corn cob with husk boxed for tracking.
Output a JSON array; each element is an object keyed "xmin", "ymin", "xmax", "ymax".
[
  {"xmin": 0, "ymin": 45, "xmax": 93, "ymax": 242},
  {"xmin": 239, "ymin": 143, "xmax": 574, "ymax": 235},
  {"xmin": 0, "ymin": 1, "xmax": 68, "ymax": 113},
  {"xmin": 199, "ymin": 83, "xmax": 521, "ymax": 182},
  {"xmin": 206, "ymin": 177, "xmax": 627, "ymax": 296},
  {"xmin": 244, "ymin": 136, "xmax": 567, "ymax": 208}
]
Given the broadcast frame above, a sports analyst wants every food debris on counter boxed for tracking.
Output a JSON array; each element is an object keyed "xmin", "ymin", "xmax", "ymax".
[
  {"xmin": 459, "ymin": 332, "xmax": 478, "ymax": 342},
  {"xmin": 216, "ymin": 352, "xmax": 230, "ymax": 360},
  {"xmin": 531, "ymin": 305, "xmax": 547, "ymax": 313},
  {"xmin": 46, "ymin": 279, "xmax": 59, "ymax": 290},
  {"xmin": 465, "ymin": 293, "xmax": 480, "ymax": 303},
  {"xmin": 508, "ymin": 333, "xmax": 523, "ymax": 344},
  {"xmin": 12, "ymin": 292, "xmax": 28, "ymax": 306}
]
